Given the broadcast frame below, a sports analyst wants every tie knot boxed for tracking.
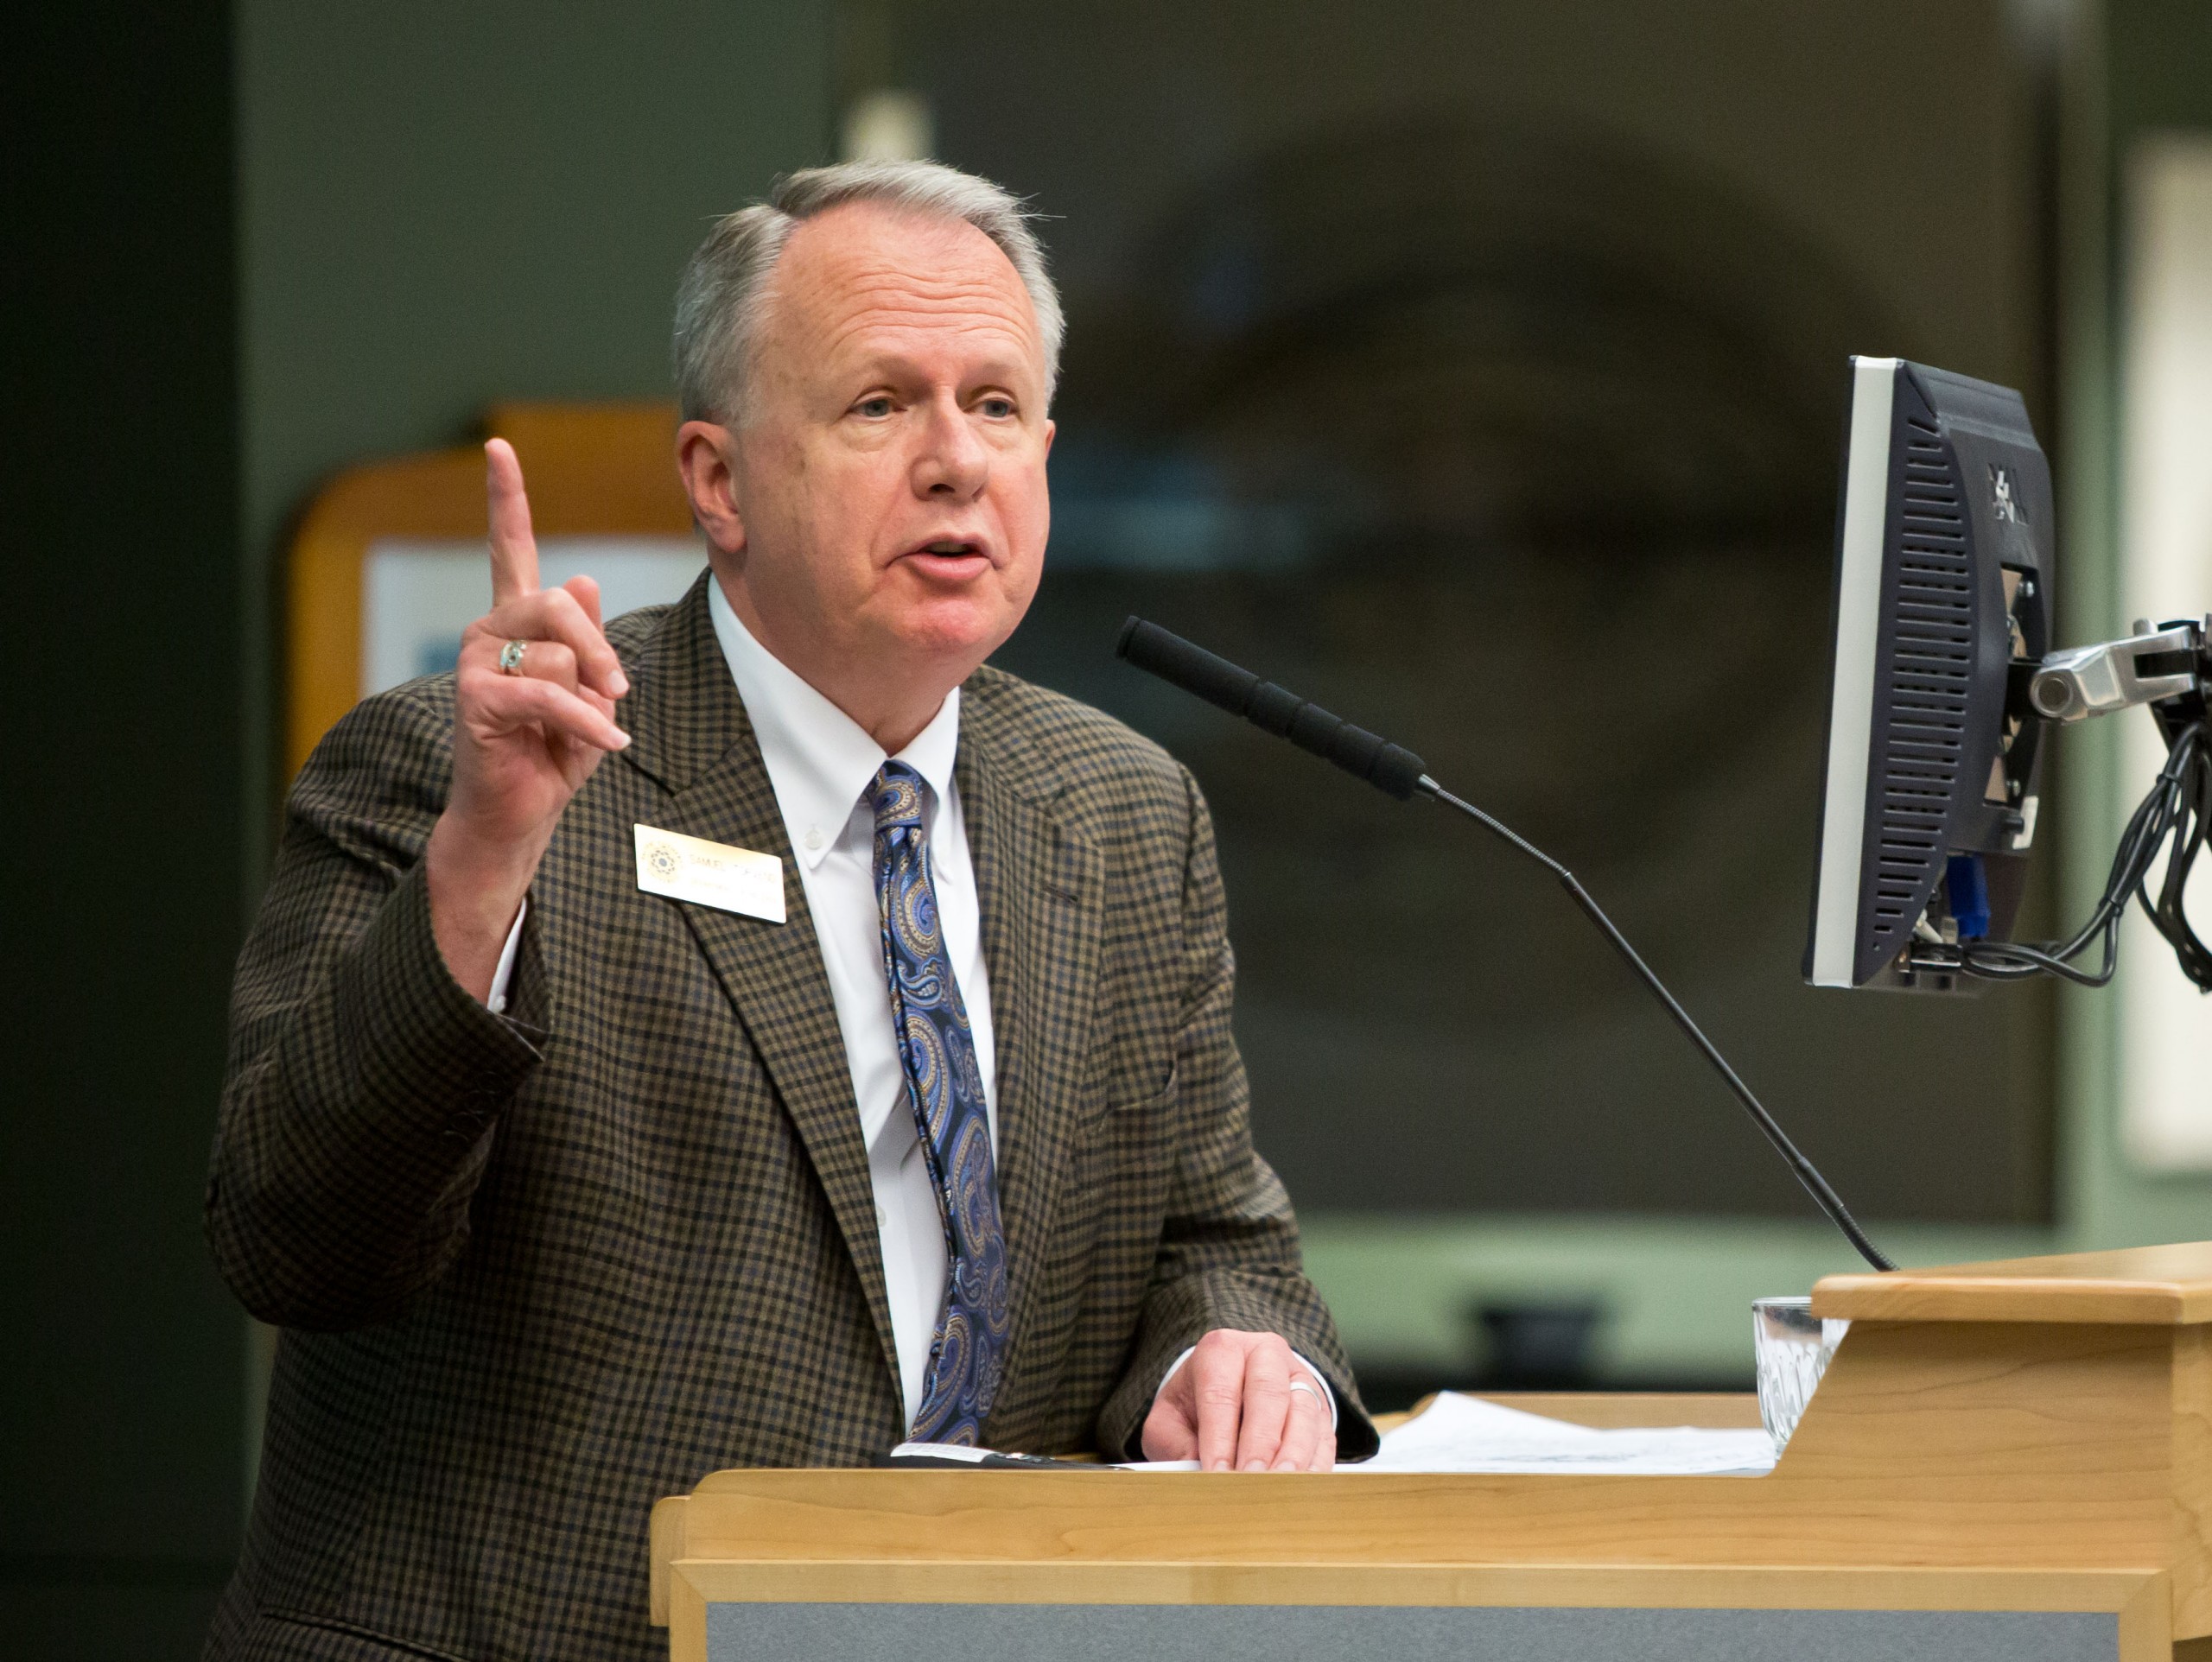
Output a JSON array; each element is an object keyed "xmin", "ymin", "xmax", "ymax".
[{"xmin": 871, "ymin": 761, "xmax": 926, "ymax": 836}]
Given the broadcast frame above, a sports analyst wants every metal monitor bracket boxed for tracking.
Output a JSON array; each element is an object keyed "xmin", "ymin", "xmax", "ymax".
[{"xmin": 2026, "ymin": 618, "xmax": 2210, "ymax": 733}]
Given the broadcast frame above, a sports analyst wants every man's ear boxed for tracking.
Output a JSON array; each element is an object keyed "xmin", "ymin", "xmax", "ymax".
[{"xmin": 675, "ymin": 421, "xmax": 747, "ymax": 555}]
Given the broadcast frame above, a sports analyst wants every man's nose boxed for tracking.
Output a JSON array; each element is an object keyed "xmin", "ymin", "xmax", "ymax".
[{"xmin": 909, "ymin": 395, "xmax": 989, "ymax": 501}]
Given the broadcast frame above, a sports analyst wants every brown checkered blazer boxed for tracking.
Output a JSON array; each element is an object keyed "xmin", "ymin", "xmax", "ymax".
[{"xmin": 202, "ymin": 574, "xmax": 1373, "ymax": 1661}]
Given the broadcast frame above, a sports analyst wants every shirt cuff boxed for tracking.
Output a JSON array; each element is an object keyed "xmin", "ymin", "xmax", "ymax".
[
  {"xmin": 486, "ymin": 900, "xmax": 527, "ymax": 1016},
  {"xmin": 1156, "ymin": 1343, "xmax": 1339, "ymax": 1430}
]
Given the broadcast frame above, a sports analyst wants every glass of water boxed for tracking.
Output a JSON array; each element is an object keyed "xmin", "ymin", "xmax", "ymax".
[{"xmin": 1752, "ymin": 1297, "xmax": 1849, "ymax": 1456}]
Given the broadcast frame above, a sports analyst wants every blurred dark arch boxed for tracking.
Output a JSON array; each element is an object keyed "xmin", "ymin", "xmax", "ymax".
[
  {"xmin": 1090, "ymin": 116, "xmax": 1891, "ymax": 547},
  {"xmin": 1001, "ymin": 116, "xmax": 1902, "ymax": 1038}
]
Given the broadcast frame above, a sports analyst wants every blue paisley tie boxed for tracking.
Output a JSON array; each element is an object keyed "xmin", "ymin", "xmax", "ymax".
[{"xmin": 870, "ymin": 760, "xmax": 1010, "ymax": 1443}]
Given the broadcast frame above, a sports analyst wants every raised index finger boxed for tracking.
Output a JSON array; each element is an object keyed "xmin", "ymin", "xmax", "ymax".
[{"xmin": 485, "ymin": 438, "xmax": 540, "ymax": 606}]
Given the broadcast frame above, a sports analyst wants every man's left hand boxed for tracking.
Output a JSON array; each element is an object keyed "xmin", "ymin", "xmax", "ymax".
[{"xmin": 1139, "ymin": 1328, "xmax": 1336, "ymax": 1471}]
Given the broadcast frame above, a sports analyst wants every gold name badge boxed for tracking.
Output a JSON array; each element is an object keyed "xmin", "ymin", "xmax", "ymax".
[{"xmin": 632, "ymin": 824, "xmax": 785, "ymax": 924}]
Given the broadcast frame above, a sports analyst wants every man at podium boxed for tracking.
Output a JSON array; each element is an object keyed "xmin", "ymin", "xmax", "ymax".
[{"xmin": 200, "ymin": 160, "xmax": 1375, "ymax": 1660}]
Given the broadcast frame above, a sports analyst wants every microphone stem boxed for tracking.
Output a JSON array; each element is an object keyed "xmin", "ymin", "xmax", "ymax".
[{"xmin": 1416, "ymin": 776, "xmax": 1896, "ymax": 1274}]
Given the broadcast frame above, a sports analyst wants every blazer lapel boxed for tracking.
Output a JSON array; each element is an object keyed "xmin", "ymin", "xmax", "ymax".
[
  {"xmin": 619, "ymin": 578, "xmax": 899, "ymax": 1387},
  {"xmin": 957, "ymin": 696, "xmax": 1104, "ymax": 1418}
]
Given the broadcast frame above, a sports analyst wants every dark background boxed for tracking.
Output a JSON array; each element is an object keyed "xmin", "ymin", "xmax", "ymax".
[
  {"xmin": 7, "ymin": 3, "xmax": 2210, "ymax": 1656},
  {"xmin": 940, "ymin": 0, "xmax": 2063, "ymax": 1225},
  {"xmin": 4, "ymin": 7, "xmax": 246, "ymax": 1652}
]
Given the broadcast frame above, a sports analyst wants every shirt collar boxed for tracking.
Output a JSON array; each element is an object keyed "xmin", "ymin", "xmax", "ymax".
[{"xmin": 707, "ymin": 576, "xmax": 961, "ymax": 869}]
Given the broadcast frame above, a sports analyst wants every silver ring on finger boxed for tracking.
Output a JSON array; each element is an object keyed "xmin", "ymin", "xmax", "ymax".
[
  {"xmin": 498, "ymin": 639, "xmax": 528, "ymax": 676},
  {"xmin": 1287, "ymin": 1378, "xmax": 1320, "ymax": 1403}
]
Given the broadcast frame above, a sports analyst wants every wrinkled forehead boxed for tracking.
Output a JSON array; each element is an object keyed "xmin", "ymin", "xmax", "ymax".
[{"xmin": 757, "ymin": 201, "xmax": 1046, "ymax": 389}]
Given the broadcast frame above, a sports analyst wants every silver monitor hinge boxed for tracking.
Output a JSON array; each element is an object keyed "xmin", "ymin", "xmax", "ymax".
[{"xmin": 2026, "ymin": 618, "xmax": 2205, "ymax": 724}]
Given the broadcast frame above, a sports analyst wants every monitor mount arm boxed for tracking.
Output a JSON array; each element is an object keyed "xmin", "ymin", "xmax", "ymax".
[
  {"xmin": 2025, "ymin": 618, "xmax": 2209, "ymax": 730},
  {"xmin": 1937, "ymin": 613, "xmax": 2212, "ymax": 993}
]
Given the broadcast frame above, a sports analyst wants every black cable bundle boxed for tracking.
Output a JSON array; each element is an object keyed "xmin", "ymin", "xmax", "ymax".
[
  {"xmin": 2144, "ymin": 722, "xmax": 2212, "ymax": 989},
  {"xmin": 1939, "ymin": 718, "xmax": 2212, "ymax": 988}
]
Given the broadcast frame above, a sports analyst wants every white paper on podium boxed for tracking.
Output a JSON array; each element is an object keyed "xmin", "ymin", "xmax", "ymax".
[
  {"xmin": 1112, "ymin": 1392, "xmax": 1776, "ymax": 1475},
  {"xmin": 1351, "ymin": 1391, "xmax": 1776, "ymax": 1476}
]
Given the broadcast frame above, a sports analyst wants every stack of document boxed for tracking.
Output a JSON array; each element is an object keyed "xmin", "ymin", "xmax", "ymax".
[{"xmin": 1353, "ymin": 1392, "xmax": 1775, "ymax": 1476}]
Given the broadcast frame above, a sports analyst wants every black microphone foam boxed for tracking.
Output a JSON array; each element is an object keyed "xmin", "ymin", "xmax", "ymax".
[{"xmin": 1116, "ymin": 618, "xmax": 1427, "ymax": 800}]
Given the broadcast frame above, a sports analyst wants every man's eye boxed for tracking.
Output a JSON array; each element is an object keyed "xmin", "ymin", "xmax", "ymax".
[
  {"xmin": 978, "ymin": 396, "xmax": 1015, "ymax": 419},
  {"xmin": 854, "ymin": 396, "xmax": 894, "ymax": 418}
]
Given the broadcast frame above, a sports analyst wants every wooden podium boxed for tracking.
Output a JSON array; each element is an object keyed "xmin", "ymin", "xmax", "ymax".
[{"xmin": 650, "ymin": 1245, "xmax": 2212, "ymax": 1660}]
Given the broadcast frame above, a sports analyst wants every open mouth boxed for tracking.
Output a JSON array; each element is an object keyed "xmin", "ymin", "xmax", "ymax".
[{"xmin": 902, "ymin": 538, "xmax": 990, "ymax": 574}]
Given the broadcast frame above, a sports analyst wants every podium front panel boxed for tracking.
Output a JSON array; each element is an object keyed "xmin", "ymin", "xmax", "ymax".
[{"xmin": 703, "ymin": 1601, "xmax": 2120, "ymax": 1662}]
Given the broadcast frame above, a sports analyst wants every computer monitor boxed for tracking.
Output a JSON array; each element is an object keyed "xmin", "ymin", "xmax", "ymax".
[{"xmin": 1803, "ymin": 358, "xmax": 2053, "ymax": 992}]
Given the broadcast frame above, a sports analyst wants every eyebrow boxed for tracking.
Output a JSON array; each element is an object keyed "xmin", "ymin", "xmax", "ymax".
[{"xmin": 842, "ymin": 349, "xmax": 1037, "ymax": 391}]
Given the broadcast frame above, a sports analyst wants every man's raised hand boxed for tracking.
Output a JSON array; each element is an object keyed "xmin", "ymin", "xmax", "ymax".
[{"xmin": 423, "ymin": 440, "xmax": 630, "ymax": 1002}]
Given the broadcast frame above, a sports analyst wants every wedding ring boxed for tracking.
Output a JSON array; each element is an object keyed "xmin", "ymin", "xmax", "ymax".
[
  {"xmin": 498, "ymin": 640, "xmax": 528, "ymax": 675},
  {"xmin": 1287, "ymin": 1378, "xmax": 1320, "ymax": 1402}
]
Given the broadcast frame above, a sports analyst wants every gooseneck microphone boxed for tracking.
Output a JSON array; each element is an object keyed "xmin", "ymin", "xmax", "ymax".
[
  {"xmin": 1115, "ymin": 616, "xmax": 1895, "ymax": 1274},
  {"xmin": 1116, "ymin": 618, "xmax": 1430, "ymax": 799}
]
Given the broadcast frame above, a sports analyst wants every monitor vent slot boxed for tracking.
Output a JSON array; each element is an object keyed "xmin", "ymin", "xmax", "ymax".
[{"xmin": 1868, "ymin": 424, "xmax": 1972, "ymax": 948}]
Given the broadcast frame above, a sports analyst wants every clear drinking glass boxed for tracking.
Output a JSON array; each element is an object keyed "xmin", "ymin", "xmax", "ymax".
[{"xmin": 1752, "ymin": 1296, "xmax": 1849, "ymax": 1456}]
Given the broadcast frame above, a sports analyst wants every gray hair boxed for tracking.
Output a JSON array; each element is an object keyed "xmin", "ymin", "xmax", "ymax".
[{"xmin": 671, "ymin": 160, "xmax": 1063, "ymax": 424}]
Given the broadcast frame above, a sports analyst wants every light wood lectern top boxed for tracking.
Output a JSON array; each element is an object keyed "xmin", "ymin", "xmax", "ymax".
[{"xmin": 651, "ymin": 1244, "xmax": 2212, "ymax": 1661}]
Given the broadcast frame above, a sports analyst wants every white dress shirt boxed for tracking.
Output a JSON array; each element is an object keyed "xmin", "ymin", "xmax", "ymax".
[
  {"xmin": 706, "ymin": 580, "xmax": 995, "ymax": 1427},
  {"xmin": 491, "ymin": 578, "xmax": 1331, "ymax": 1440}
]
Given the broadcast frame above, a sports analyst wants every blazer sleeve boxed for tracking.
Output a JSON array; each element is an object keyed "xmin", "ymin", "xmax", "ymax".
[
  {"xmin": 204, "ymin": 680, "xmax": 548, "ymax": 1330},
  {"xmin": 1094, "ymin": 766, "xmax": 1382, "ymax": 1462}
]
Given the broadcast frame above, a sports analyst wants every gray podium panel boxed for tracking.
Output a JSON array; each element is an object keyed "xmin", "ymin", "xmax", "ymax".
[{"xmin": 706, "ymin": 1602, "xmax": 2116, "ymax": 1661}]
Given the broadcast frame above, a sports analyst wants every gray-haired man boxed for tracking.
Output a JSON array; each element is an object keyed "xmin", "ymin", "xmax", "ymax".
[{"xmin": 204, "ymin": 161, "xmax": 1374, "ymax": 1661}]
